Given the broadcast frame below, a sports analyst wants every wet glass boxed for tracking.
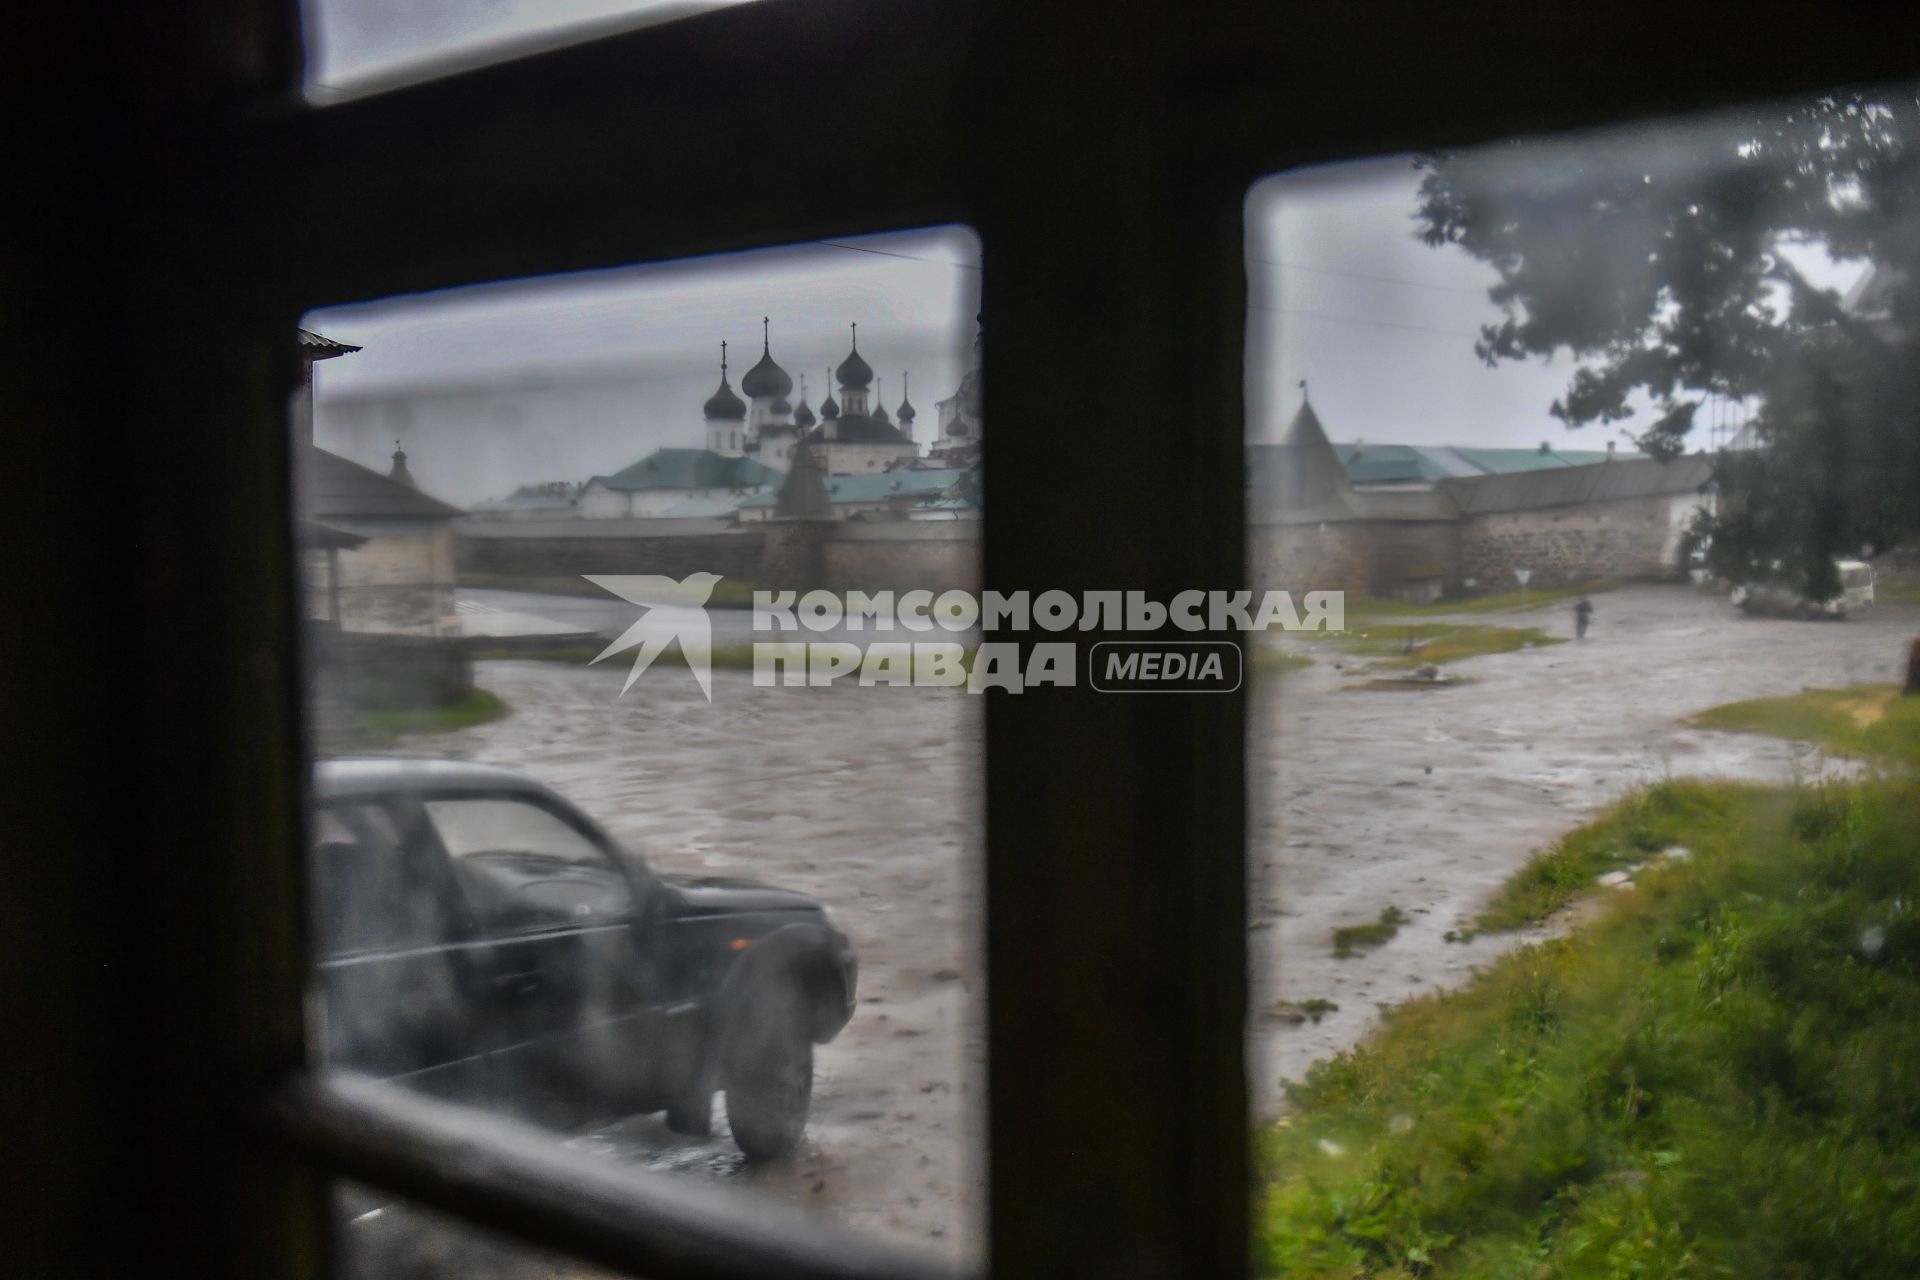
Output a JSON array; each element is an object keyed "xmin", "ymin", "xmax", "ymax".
[
  {"xmin": 301, "ymin": 0, "xmax": 757, "ymax": 101},
  {"xmin": 1246, "ymin": 85, "xmax": 1920, "ymax": 1275},
  {"xmin": 335, "ymin": 1181, "xmax": 629, "ymax": 1279},
  {"xmin": 298, "ymin": 227, "xmax": 984, "ymax": 1272}
]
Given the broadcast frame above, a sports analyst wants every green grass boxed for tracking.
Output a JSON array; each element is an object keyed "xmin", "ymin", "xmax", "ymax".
[
  {"xmin": 1690, "ymin": 683, "xmax": 1920, "ymax": 768},
  {"xmin": 456, "ymin": 572, "xmax": 767, "ymax": 607},
  {"xmin": 1343, "ymin": 579, "xmax": 1621, "ymax": 624},
  {"xmin": 1300, "ymin": 998, "xmax": 1341, "ymax": 1024},
  {"xmin": 359, "ymin": 688, "xmax": 509, "ymax": 741},
  {"xmin": 1260, "ymin": 776, "xmax": 1920, "ymax": 1278},
  {"xmin": 1876, "ymin": 580, "xmax": 1920, "ymax": 606},
  {"xmin": 1475, "ymin": 781, "xmax": 1736, "ymax": 932},
  {"xmin": 1308, "ymin": 622, "xmax": 1564, "ymax": 669},
  {"xmin": 1334, "ymin": 906, "xmax": 1411, "ymax": 958}
]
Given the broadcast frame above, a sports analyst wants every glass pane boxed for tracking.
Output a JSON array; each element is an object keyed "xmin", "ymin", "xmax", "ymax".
[
  {"xmin": 300, "ymin": 227, "xmax": 983, "ymax": 1265},
  {"xmin": 335, "ymin": 1181, "xmax": 629, "ymax": 1279},
  {"xmin": 303, "ymin": 0, "xmax": 759, "ymax": 102},
  {"xmin": 1247, "ymin": 86, "xmax": 1920, "ymax": 1275}
]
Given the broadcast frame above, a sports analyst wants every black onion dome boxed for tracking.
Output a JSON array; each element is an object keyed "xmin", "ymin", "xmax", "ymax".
[
  {"xmin": 741, "ymin": 347, "xmax": 792, "ymax": 399},
  {"xmin": 896, "ymin": 371, "xmax": 917, "ymax": 423},
  {"xmin": 821, "ymin": 389, "xmax": 840, "ymax": 419},
  {"xmin": 871, "ymin": 401, "xmax": 891, "ymax": 424},
  {"xmin": 770, "ymin": 396, "xmax": 792, "ymax": 415},
  {"xmin": 703, "ymin": 377, "xmax": 746, "ymax": 421},
  {"xmin": 794, "ymin": 399, "xmax": 816, "ymax": 427},
  {"xmin": 835, "ymin": 329, "xmax": 873, "ymax": 389}
]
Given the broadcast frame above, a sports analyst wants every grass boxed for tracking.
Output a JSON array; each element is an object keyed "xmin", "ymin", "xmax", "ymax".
[
  {"xmin": 1690, "ymin": 683, "xmax": 1920, "ymax": 768},
  {"xmin": 1259, "ymin": 776, "xmax": 1920, "ymax": 1279},
  {"xmin": 1300, "ymin": 998, "xmax": 1341, "ymax": 1024},
  {"xmin": 359, "ymin": 688, "xmax": 509, "ymax": 742},
  {"xmin": 1307, "ymin": 622, "xmax": 1564, "ymax": 670},
  {"xmin": 1333, "ymin": 906, "xmax": 1410, "ymax": 958},
  {"xmin": 1475, "ymin": 781, "xmax": 1735, "ymax": 932},
  {"xmin": 1342, "ymin": 579, "xmax": 1621, "ymax": 624},
  {"xmin": 457, "ymin": 572, "xmax": 767, "ymax": 607},
  {"xmin": 1876, "ymin": 579, "xmax": 1920, "ymax": 606}
]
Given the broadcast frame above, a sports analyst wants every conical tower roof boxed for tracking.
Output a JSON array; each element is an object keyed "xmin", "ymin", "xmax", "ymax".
[
  {"xmin": 773, "ymin": 440, "xmax": 835, "ymax": 521},
  {"xmin": 1259, "ymin": 388, "xmax": 1359, "ymax": 522}
]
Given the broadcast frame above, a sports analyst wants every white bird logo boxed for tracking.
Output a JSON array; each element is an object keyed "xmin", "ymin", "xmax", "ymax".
[{"xmin": 583, "ymin": 572, "xmax": 722, "ymax": 701}]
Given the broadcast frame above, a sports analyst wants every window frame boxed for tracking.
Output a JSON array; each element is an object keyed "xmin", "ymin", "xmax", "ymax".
[{"xmin": 27, "ymin": 2, "xmax": 1920, "ymax": 1278}]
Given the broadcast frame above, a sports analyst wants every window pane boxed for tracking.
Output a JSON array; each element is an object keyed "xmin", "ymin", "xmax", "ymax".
[
  {"xmin": 300, "ymin": 228, "xmax": 984, "ymax": 1265},
  {"xmin": 1247, "ymin": 85, "xmax": 1920, "ymax": 1275},
  {"xmin": 335, "ymin": 1180, "xmax": 632, "ymax": 1279},
  {"xmin": 302, "ymin": 0, "xmax": 759, "ymax": 102}
]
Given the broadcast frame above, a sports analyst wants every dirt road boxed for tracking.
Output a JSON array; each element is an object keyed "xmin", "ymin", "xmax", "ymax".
[{"xmin": 358, "ymin": 583, "xmax": 1909, "ymax": 1269}]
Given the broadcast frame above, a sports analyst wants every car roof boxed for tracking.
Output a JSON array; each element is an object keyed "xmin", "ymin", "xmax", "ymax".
[{"xmin": 315, "ymin": 756, "xmax": 551, "ymax": 799}]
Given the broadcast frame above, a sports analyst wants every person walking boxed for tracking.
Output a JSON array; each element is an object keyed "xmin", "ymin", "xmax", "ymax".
[{"xmin": 1573, "ymin": 595, "xmax": 1594, "ymax": 640}]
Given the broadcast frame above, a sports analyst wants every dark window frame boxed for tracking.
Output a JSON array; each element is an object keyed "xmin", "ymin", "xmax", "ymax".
[{"xmin": 13, "ymin": 2, "xmax": 1920, "ymax": 1278}]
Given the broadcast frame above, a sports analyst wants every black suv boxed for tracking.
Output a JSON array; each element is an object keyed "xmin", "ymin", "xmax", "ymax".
[{"xmin": 309, "ymin": 758, "xmax": 857, "ymax": 1160}]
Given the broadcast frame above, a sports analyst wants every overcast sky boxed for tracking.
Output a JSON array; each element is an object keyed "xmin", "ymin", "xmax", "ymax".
[{"xmin": 304, "ymin": 1, "xmax": 1867, "ymax": 501}]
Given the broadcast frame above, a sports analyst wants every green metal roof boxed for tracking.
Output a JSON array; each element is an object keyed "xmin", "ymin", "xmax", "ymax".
[
  {"xmin": 739, "ymin": 467, "xmax": 970, "ymax": 509},
  {"xmin": 1332, "ymin": 441, "xmax": 1641, "ymax": 484},
  {"xmin": 591, "ymin": 448, "xmax": 779, "ymax": 492},
  {"xmin": 1449, "ymin": 446, "xmax": 1630, "ymax": 473}
]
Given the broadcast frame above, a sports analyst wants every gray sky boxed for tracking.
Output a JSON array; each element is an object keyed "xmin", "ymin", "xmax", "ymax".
[
  {"xmin": 309, "ymin": 228, "xmax": 982, "ymax": 504},
  {"xmin": 1247, "ymin": 152, "xmax": 1862, "ymax": 450},
  {"xmin": 1248, "ymin": 158, "xmax": 1591, "ymax": 449}
]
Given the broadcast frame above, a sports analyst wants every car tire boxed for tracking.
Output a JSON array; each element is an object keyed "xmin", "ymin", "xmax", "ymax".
[{"xmin": 723, "ymin": 979, "xmax": 813, "ymax": 1162}]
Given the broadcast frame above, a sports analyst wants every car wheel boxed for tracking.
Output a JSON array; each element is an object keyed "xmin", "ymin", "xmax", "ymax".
[{"xmin": 723, "ymin": 980, "xmax": 813, "ymax": 1162}]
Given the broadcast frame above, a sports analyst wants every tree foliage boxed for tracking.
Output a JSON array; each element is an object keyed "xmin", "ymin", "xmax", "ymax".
[{"xmin": 1415, "ymin": 88, "xmax": 1920, "ymax": 594}]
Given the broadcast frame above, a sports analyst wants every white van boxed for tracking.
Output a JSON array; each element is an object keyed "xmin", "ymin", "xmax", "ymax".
[
  {"xmin": 1731, "ymin": 558, "xmax": 1874, "ymax": 619},
  {"xmin": 1836, "ymin": 559, "xmax": 1876, "ymax": 612}
]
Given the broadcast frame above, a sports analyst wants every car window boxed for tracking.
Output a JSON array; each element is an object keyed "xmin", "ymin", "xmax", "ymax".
[
  {"xmin": 311, "ymin": 800, "xmax": 452, "ymax": 954},
  {"xmin": 424, "ymin": 795, "xmax": 634, "ymax": 926}
]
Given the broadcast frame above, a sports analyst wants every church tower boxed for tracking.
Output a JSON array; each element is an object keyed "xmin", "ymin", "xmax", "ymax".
[
  {"xmin": 739, "ymin": 316, "xmax": 794, "ymax": 439},
  {"xmin": 703, "ymin": 341, "xmax": 747, "ymax": 455},
  {"xmin": 835, "ymin": 323, "xmax": 873, "ymax": 417}
]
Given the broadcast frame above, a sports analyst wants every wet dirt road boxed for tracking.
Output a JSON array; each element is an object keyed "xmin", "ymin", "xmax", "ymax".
[{"xmin": 366, "ymin": 583, "xmax": 1911, "ymax": 1270}]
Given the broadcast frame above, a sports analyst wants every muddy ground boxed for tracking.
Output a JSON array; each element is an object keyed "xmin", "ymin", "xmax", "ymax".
[{"xmin": 344, "ymin": 583, "xmax": 1911, "ymax": 1272}]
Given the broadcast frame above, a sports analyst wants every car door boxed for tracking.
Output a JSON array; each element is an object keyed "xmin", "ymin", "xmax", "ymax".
[
  {"xmin": 309, "ymin": 797, "xmax": 476, "ymax": 1093},
  {"xmin": 416, "ymin": 789, "xmax": 673, "ymax": 1127}
]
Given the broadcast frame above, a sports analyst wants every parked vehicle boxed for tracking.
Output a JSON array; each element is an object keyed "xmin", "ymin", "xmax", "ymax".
[
  {"xmin": 1730, "ymin": 558, "xmax": 1874, "ymax": 619},
  {"xmin": 1837, "ymin": 558, "xmax": 1877, "ymax": 611},
  {"xmin": 309, "ymin": 757, "xmax": 857, "ymax": 1160}
]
